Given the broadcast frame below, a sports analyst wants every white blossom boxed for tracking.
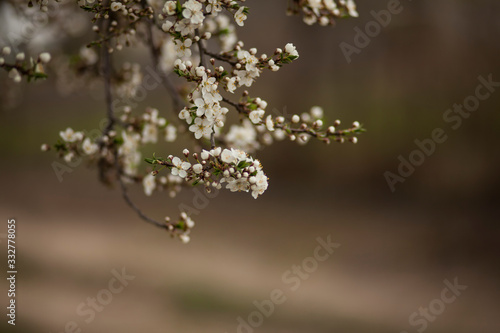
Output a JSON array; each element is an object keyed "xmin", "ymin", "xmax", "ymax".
[
  {"xmin": 64, "ymin": 152, "xmax": 74, "ymax": 163},
  {"xmin": 189, "ymin": 117, "xmax": 213, "ymax": 139},
  {"xmin": 110, "ymin": 2, "xmax": 123, "ymax": 12},
  {"xmin": 221, "ymin": 149, "xmax": 236, "ymax": 164},
  {"xmin": 225, "ymin": 120, "xmax": 259, "ymax": 152},
  {"xmin": 185, "ymin": 216, "xmax": 195, "ymax": 228},
  {"xmin": 60, "ymin": 128, "xmax": 83, "ymax": 142},
  {"xmin": 9, "ymin": 68, "xmax": 21, "ymax": 83},
  {"xmin": 211, "ymin": 147, "xmax": 221, "ymax": 157},
  {"xmin": 171, "ymin": 157, "xmax": 191, "ymax": 178},
  {"xmin": 249, "ymin": 109, "xmax": 265, "ymax": 124},
  {"xmin": 119, "ymin": 131, "xmax": 142, "ymax": 176},
  {"xmin": 142, "ymin": 123, "xmax": 158, "ymax": 143},
  {"xmin": 143, "ymin": 173, "xmax": 156, "ymax": 196},
  {"xmin": 226, "ymin": 178, "xmax": 250, "ymax": 192},
  {"xmin": 183, "ymin": 0, "xmax": 204, "ymax": 25},
  {"xmin": 226, "ymin": 77, "xmax": 237, "ymax": 93},
  {"xmin": 175, "ymin": 18, "xmax": 197, "ymax": 36},
  {"xmin": 162, "ymin": 21, "xmax": 174, "ymax": 32},
  {"xmin": 82, "ymin": 138, "xmax": 98, "ymax": 155},
  {"xmin": 192, "ymin": 164, "xmax": 203, "ymax": 174},
  {"xmin": 163, "ymin": 1, "xmax": 177, "ymax": 15},
  {"xmin": 251, "ymin": 171, "xmax": 268, "ymax": 199},
  {"xmin": 234, "ymin": 7, "xmax": 247, "ymax": 26},
  {"xmin": 310, "ymin": 106, "xmax": 324, "ymax": 119},
  {"xmin": 347, "ymin": 0, "xmax": 359, "ymax": 17},
  {"xmin": 175, "ymin": 38, "xmax": 192, "ymax": 58},
  {"xmin": 179, "ymin": 108, "xmax": 192, "ymax": 123},
  {"xmin": 165, "ymin": 124, "xmax": 177, "ymax": 142},
  {"xmin": 206, "ymin": 0, "xmax": 222, "ymax": 15},
  {"xmin": 284, "ymin": 43, "xmax": 299, "ymax": 57},
  {"xmin": 39, "ymin": 52, "xmax": 51, "ymax": 64},
  {"xmin": 265, "ymin": 115, "xmax": 275, "ymax": 131},
  {"xmin": 231, "ymin": 148, "xmax": 247, "ymax": 162},
  {"xmin": 80, "ymin": 47, "xmax": 98, "ymax": 65},
  {"xmin": 201, "ymin": 150, "xmax": 210, "ymax": 160},
  {"xmin": 179, "ymin": 233, "xmax": 190, "ymax": 243},
  {"xmin": 194, "ymin": 98, "xmax": 213, "ymax": 117}
]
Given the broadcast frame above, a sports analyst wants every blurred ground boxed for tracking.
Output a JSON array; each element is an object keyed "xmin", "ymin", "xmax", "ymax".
[{"xmin": 1, "ymin": 0, "xmax": 500, "ymax": 332}]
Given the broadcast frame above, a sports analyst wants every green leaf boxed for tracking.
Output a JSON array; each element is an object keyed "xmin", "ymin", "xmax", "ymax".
[
  {"xmin": 177, "ymin": 220, "xmax": 185, "ymax": 230},
  {"xmin": 114, "ymin": 136, "xmax": 124, "ymax": 145},
  {"xmin": 218, "ymin": 28, "xmax": 230, "ymax": 36},
  {"xmin": 174, "ymin": 68, "xmax": 187, "ymax": 77},
  {"xmin": 145, "ymin": 158, "xmax": 156, "ymax": 164},
  {"xmin": 237, "ymin": 161, "xmax": 252, "ymax": 169},
  {"xmin": 176, "ymin": 0, "xmax": 183, "ymax": 19}
]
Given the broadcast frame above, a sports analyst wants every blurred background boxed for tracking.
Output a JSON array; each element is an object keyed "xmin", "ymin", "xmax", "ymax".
[{"xmin": 1, "ymin": 0, "xmax": 499, "ymax": 332}]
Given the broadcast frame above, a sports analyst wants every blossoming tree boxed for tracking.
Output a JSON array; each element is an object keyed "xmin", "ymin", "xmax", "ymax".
[{"xmin": 1, "ymin": 0, "xmax": 364, "ymax": 243}]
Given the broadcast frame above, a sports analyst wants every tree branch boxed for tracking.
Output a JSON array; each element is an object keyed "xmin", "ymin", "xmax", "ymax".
[
  {"xmin": 204, "ymin": 50, "xmax": 238, "ymax": 66},
  {"xmin": 142, "ymin": 3, "xmax": 185, "ymax": 114},
  {"xmin": 222, "ymin": 97, "xmax": 244, "ymax": 113},
  {"xmin": 195, "ymin": 29, "xmax": 207, "ymax": 68},
  {"xmin": 116, "ymin": 156, "xmax": 169, "ymax": 230},
  {"xmin": 98, "ymin": 4, "xmax": 171, "ymax": 231}
]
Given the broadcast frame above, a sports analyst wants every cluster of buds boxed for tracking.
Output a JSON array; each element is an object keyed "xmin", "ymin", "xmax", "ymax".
[
  {"xmin": 0, "ymin": 46, "xmax": 51, "ymax": 83},
  {"xmin": 288, "ymin": 0, "xmax": 359, "ymax": 26},
  {"xmin": 83, "ymin": 0, "xmax": 151, "ymax": 52},
  {"xmin": 146, "ymin": 147, "xmax": 269, "ymax": 199},
  {"xmin": 164, "ymin": 212, "xmax": 195, "ymax": 243},
  {"xmin": 227, "ymin": 96, "xmax": 364, "ymax": 145},
  {"xmin": 274, "ymin": 108, "xmax": 364, "ymax": 145}
]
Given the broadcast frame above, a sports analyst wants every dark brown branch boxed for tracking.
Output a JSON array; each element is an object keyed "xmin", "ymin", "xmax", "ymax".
[
  {"xmin": 98, "ymin": 4, "xmax": 170, "ymax": 231},
  {"xmin": 204, "ymin": 50, "xmax": 238, "ymax": 66},
  {"xmin": 116, "ymin": 161, "xmax": 168, "ymax": 230},
  {"xmin": 222, "ymin": 97, "xmax": 244, "ymax": 113},
  {"xmin": 210, "ymin": 132, "xmax": 215, "ymax": 148}
]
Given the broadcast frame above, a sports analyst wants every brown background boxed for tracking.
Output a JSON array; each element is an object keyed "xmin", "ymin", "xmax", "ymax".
[{"xmin": 1, "ymin": 0, "xmax": 499, "ymax": 332}]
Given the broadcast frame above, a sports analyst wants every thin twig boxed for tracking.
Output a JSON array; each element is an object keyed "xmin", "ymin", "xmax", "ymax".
[
  {"xmin": 222, "ymin": 97, "xmax": 244, "ymax": 113},
  {"xmin": 116, "ymin": 157, "xmax": 168, "ymax": 230},
  {"xmin": 98, "ymin": 3, "xmax": 170, "ymax": 231},
  {"xmin": 210, "ymin": 131, "xmax": 215, "ymax": 148},
  {"xmin": 195, "ymin": 29, "xmax": 207, "ymax": 68},
  {"xmin": 204, "ymin": 50, "xmax": 238, "ymax": 66}
]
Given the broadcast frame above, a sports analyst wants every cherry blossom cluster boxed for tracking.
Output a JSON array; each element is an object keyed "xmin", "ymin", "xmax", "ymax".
[
  {"xmin": 0, "ymin": 46, "xmax": 51, "ymax": 82},
  {"xmin": 8, "ymin": 0, "xmax": 364, "ymax": 242},
  {"xmin": 159, "ymin": 0, "xmax": 248, "ymax": 33},
  {"xmin": 288, "ymin": 0, "xmax": 359, "ymax": 26},
  {"xmin": 172, "ymin": 42, "xmax": 300, "ymax": 143},
  {"xmin": 44, "ymin": 106, "xmax": 179, "ymax": 184},
  {"xmin": 42, "ymin": 127, "xmax": 99, "ymax": 163},
  {"xmin": 146, "ymin": 146, "xmax": 269, "ymax": 200},
  {"xmin": 81, "ymin": 0, "xmax": 152, "ymax": 51}
]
